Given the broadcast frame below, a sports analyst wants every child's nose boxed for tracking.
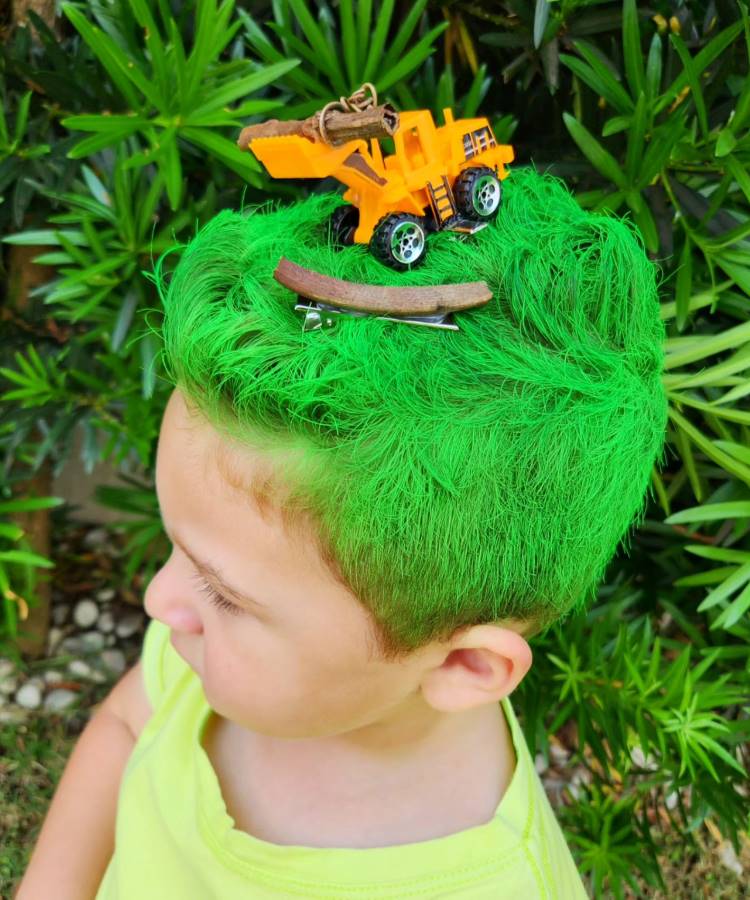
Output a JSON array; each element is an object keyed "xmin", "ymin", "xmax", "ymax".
[
  {"xmin": 143, "ymin": 559, "xmax": 204, "ymax": 634},
  {"xmin": 154, "ymin": 603, "xmax": 203, "ymax": 634}
]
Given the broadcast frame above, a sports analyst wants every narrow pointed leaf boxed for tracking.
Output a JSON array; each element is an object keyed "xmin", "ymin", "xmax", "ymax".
[
  {"xmin": 181, "ymin": 126, "xmax": 262, "ymax": 182},
  {"xmin": 339, "ymin": 0, "xmax": 357, "ymax": 86},
  {"xmin": 622, "ymin": 0, "xmax": 645, "ymax": 96},
  {"xmin": 669, "ymin": 33, "xmax": 709, "ymax": 139},
  {"xmin": 562, "ymin": 112, "xmax": 626, "ymax": 188},
  {"xmin": 378, "ymin": 24, "xmax": 450, "ymax": 93},
  {"xmin": 712, "ymin": 580, "xmax": 750, "ymax": 629},
  {"xmin": 564, "ymin": 41, "xmax": 634, "ymax": 114},
  {"xmin": 188, "ymin": 59, "xmax": 300, "ymax": 118},
  {"xmin": 625, "ymin": 90, "xmax": 648, "ymax": 179},
  {"xmin": 645, "ymin": 32, "xmax": 662, "ymax": 100},
  {"xmin": 533, "ymin": 0, "xmax": 551, "ymax": 50},
  {"xmin": 286, "ymin": 0, "xmax": 345, "ymax": 89},
  {"xmin": 675, "ymin": 234, "xmax": 693, "ymax": 331},
  {"xmin": 665, "ymin": 501, "xmax": 750, "ymax": 525},
  {"xmin": 696, "ymin": 561, "xmax": 750, "ymax": 612},
  {"xmin": 655, "ymin": 20, "xmax": 743, "ymax": 116},
  {"xmin": 363, "ymin": 0, "xmax": 396, "ymax": 84},
  {"xmin": 381, "ymin": 0, "xmax": 429, "ymax": 72}
]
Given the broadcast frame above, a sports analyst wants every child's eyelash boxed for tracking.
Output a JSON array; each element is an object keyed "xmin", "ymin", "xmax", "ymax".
[{"xmin": 190, "ymin": 572, "xmax": 242, "ymax": 616}]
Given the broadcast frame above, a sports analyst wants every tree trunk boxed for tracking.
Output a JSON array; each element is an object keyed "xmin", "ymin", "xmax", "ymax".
[
  {"xmin": 5, "ymin": 243, "xmax": 57, "ymax": 658},
  {"xmin": 4, "ymin": 0, "xmax": 60, "ymax": 660}
]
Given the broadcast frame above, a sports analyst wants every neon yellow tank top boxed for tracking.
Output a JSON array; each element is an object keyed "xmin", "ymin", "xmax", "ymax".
[{"xmin": 97, "ymin": 618, "xmax": 588, "ymax": 899}]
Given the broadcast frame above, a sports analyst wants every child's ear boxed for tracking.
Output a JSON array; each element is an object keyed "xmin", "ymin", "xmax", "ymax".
[{"xmin": 419, "ymin": 625, "xmax": 532, "ymax": 713}]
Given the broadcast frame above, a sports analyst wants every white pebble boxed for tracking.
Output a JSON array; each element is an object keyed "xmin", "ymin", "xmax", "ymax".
[
  {"xmin": 48, "ymin": 627, "xmax": 64, "ymax": 653},
  {"xmin": 116, "ymin": 612, "xmax": 144, "ymax": 639},
  {"xmin": 73, "ymin": 599, "xmax": 99, "ymax": 628},
  {"xmin": 69, "ymin": 660, "xmax": 93, "ymax": 679},
  {"xmin": 15, "ymin": 682, "xmax": 42, "ymax": 709},
  {"xmin": 96, "ymin": 588, "xmax": 116, "ymax": 602},
  {"xmin": 51, "ymin": 604, "xmax": 70, "ymax": 626},
  {"xmin": 59, "ymin": 631, "xmax": 105, "ymax": 656},
  {"xmin": 0, "ymin": 676, "xmax": 18, "ymax": 695},
  {"xmin": 97, "ymin": 611, "xmax": 115, "ymax": 633},
  {"xmin": 101, "ymin": 649, "xmax": 126, "ymax": 676},
  {"xmin": 83, "ymin": 527, "xmax": 108, "ymax": 548},
  {"xmin": 44, "ymin": 670, "xmax": 64, "ymax": 685},
  {"xmin": 719, "ymin": 840, "xmax": 743, "ymax": 876},
  {"xmin": 44, "ymin": 689, "xmax": 78, "ymax": 711},
  {"xmin": 0, "ymin": 708, "xmax": 26, "ymax": 724},
  {"xmin": 567, "ymin": 768, "xmax": 590, "ymax": 801},
  {"xmin": 58, "ymin": 635, "xmax": 83, "ymax": 655},
  {"xmin": 550, "ymin": 742, "xmax": 569, "ymax": 766},
  {"xmin": 0, "ymin": 659, "xmax": 14, "ymax": 680},
  {"xmin": 80, "ymin": 631, "xmax": 106, "ymax": 651}
]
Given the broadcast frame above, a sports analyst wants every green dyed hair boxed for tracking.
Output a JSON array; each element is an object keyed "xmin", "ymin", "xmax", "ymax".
[{"xmin": 153, "ymin": 165, "xmax": 668, "ymax": 659}]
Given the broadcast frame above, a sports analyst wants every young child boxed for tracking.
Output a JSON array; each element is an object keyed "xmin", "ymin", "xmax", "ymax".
[{"xmin": 18, "ymin": 166, "xmax": 668, "ymax": 899}]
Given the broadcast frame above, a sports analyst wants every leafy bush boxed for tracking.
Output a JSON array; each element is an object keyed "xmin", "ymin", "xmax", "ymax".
[{"xmin": 2, "ymin": 1, "xmax": 749, "ymax": 896}]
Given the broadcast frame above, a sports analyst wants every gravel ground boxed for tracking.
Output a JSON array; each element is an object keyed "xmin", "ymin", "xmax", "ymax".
[
  {"xmin": 1, "ymin": 522, "xmax": 147, "ymax": 726},
  {"xmin": 1, "ymin": 518, "xmax": 150, "ymax": 896}
]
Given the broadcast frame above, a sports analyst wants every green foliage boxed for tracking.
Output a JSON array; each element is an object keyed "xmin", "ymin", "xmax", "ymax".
[
  {"xmin": 394, "ymin": 60, "xmax": 503, "ymax": 127},
  {"xmin": 238, "ymin": 0, "xmax": 449, "ymax": 115},
  {"xmin": 668, "ymin": 504, "xmax": 750, "ymax": 630},
  {"xmin": 1, "ymin": 1, "xmax": 749, "ymax": 895},
  {"xmin": 558, "ymin": 0, "xmax": 747, "ymax": 253},
  {"xmin": 521, "ymin": 585, "xmax": 750, "ymax": 897},
  {"xmin": 0, "ymin": 494, "xmax": 63, "ymax": 643},
  {"xmin": 61, "ymin": 0, "xmax": 301, "ymax": 206}
]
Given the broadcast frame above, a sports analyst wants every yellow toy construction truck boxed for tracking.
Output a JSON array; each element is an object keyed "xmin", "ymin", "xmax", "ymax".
[{"xmin": 238, "ymin": 84, "xmax": 514, "ymax": 270}]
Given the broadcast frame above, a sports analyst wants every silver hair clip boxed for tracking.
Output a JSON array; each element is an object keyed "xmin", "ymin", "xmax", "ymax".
[
  {"xmin": 274, "ymin": 258, "xmax": 492, "ymax": 332},
  {"xmin": 294, "ymin": 300, "xmax": 460, "ymax": 331}
]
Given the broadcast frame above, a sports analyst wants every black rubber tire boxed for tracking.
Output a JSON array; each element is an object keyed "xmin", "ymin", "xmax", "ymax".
[
  {"xmin": 328, "ymin": 204, "xmax": 359, "ymax": 247},
  {"xmin": 370, "ymin": 212, "xmax": 428, "ymax": 271},
  {"xmin": 453, "ymin": 166, "xmax": 502, "ymax": 220}
]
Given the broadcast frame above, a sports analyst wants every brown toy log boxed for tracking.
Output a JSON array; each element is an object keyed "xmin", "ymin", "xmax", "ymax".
[
  {"xmin": 237, "ymin": 104, "xmax": 399, "ymax": 149},
  {"xmin": 273, "ymin": 258, "xmax": 492, "ymax": 316}
]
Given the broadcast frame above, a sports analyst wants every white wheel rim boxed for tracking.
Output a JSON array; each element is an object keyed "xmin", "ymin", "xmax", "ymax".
[
  {"xmin": 472, "ymin": 176, "xmax": 500, "ymax": 216},
  {"xmin": 391, "ymin": 221, "xmax": 425, "ymax": 264}
]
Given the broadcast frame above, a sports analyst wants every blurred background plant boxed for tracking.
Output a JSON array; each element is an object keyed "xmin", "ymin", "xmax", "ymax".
[{"xmin": 1, "ymin": 0, "xmax": 749, "ymax": 896}]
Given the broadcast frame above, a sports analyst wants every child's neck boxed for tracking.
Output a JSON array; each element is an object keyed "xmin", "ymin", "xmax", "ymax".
[{"xmin": 202, "ymin": 698, "xmax": 516, "ymax": 848}]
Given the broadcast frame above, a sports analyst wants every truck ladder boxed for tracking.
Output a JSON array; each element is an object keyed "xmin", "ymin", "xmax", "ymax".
[{"xmin": 427, "ymin": 175, "xmax": 457, "ymax": 227}]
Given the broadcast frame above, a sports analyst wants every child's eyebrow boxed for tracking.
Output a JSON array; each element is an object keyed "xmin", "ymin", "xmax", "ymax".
[{"xmin": 166, "ymin": 527, "xmax": 266, "ymax": 610}]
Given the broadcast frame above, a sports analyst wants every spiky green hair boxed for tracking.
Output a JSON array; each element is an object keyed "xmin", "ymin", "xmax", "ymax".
[{"xmin": 153, "ymin": 165, "xmax": 668, "ymax": 658}]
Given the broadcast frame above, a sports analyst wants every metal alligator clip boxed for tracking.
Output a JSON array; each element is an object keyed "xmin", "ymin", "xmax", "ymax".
[
  {"xmin": 274, "ymin": 258, "xmax": 492, "ymax": 332},
  {"xmin": 294, "ymin": 300, "xmax": 460, "ymax": 331}
]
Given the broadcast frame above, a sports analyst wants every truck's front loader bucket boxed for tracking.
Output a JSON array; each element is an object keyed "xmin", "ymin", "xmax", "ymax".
[{"xmin": 248, "ymin": 136, "xmax": 367, "ymax": 180}]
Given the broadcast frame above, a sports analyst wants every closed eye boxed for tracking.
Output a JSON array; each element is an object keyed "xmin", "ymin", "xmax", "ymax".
[{"xmin": 191, "ymin": 572, "xmax": 243, "ymax": 616}]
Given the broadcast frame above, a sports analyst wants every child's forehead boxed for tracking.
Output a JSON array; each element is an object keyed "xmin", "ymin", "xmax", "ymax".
[{"xmin": 160, "ymin": 388, "xmax": 321, "ymax": 547}]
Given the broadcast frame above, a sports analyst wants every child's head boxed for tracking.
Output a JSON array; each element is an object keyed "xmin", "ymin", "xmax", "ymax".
[
  {"xmin": 145, "ymin": 386, "xmax": 534, "ymax": 739},
  {"xmin": 146, "ymin": 166, "xmax": 668, "ymax": 739}
]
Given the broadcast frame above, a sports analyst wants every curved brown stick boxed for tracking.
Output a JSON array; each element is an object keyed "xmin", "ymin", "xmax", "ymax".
[{"xmin": 273, "ymin": 258, "xmax": 492, "ymax": 316}]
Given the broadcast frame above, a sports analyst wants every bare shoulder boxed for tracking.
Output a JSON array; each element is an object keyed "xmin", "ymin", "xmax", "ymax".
[{"xmin": 95, "ymin": 659, "xmax": 154, "ymax": 741}]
